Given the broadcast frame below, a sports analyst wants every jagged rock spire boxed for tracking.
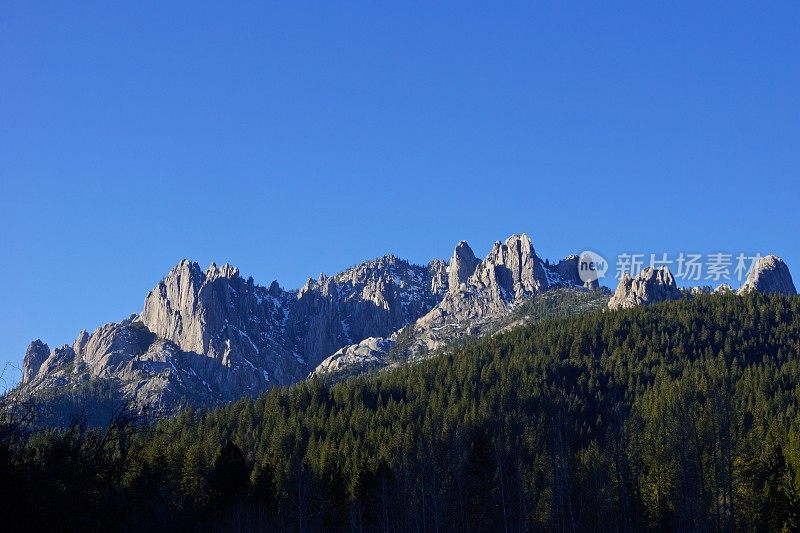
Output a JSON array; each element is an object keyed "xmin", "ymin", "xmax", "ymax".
[
  {"xmin": 448, "ymin": 241, "xmax": 479, "ymax": 290},
  {"xmin": 22, "ymin": 340, "xmax": 50, "ymax": 383},
  {"xmin": 471, "ymin": 234, "xmax": 549, "ymax": 300},
  {"xmin": 608, "ymin": 267, "xmax": 681, "ymax": 310}
]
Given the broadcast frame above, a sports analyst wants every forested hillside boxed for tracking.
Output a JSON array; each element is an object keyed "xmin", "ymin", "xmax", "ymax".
[{"xmin": 3, "ymin": 293, "xmax": 800, "ymax": 531}]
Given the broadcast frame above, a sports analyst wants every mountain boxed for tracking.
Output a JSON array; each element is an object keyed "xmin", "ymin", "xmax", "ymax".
[
  {"xmin": 17, "ymin": 233, "xmax": 592, "ymax": 416},
  {"xmin": 20, "ymin": 236, "xmax": 795, "ymax": 417},
  {"xmin": 313, "ymin": 234, "xmax": 606, "ymax": 379},
  {"xmin": 19, "ymin": 255, "xmax": 447, "ymax": 416},
  {"xmin": 738, "ymin": 255, "xmax": 797, "ymax": 295}
]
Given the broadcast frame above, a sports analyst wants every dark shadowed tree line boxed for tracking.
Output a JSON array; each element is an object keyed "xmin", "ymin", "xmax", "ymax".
[{"xmin": 2, "ymin": 293, "xmax": 800, "ymax": 531}]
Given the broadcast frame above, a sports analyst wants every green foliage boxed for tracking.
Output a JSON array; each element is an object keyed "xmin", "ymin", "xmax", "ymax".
[{"xmin": 2, "ymin": 293, "xmax": 800, "ymax": 531}]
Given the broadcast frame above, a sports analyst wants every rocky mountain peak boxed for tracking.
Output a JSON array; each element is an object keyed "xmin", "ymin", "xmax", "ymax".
[
  {"xmin": 72, "ymin": 329, "xmax": 90, "ymax": 354},
  {"xmin": 174, "ymin": 258, "xmax": 203, "ymax": 277},
  {"xmin": 22, "ymin": 340, "xmax": 50, "ymax": 383},
  {"xmin": 448, "ymin": 240, "xmax": 479, "ymax": 291},
  {"xmin": 738, "ymin": 255, "xmax": 797, "ymax": 296},
  {"xmin": 471, "ymin": 233, "xmax": 548, "ymax": 300},
  {"xmin": 608, "ymin": 267, "xmax": 681, "ymax": 310},
  {"xmin": 161, "ymin": 259, "xmax": 205, "ymax": 296},
  {"xmin": 414, "ymin": 233, "xmax": 565, "ymax": 342},
  {"xmin": 207, "ymin": 262, "xmax": 240, "ymax": 280},
  {"xmin": 18, "ymin": 232, "xmax": 678, "ymax": 417}
]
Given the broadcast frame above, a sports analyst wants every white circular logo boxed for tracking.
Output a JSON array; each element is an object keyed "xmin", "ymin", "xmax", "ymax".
[{"xmin": 578, "ymin": 251, "xmax": 608, "ymax": 283}]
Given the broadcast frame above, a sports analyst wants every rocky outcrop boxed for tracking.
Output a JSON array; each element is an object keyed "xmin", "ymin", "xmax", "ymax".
[
  {"xmin": 470, "ymin": 234, "xmax": 550, "ymax": 302},
  {"xmin": 22, "ymin": 340, "xmax": 50, "ymax": 383},
  {"xmin": 140, "ymin": 259, "xmax": 302, "ymax": 393},
  {"xmin": 553, "ymin": 255, "xmax": 582, "ymax": 286},
  {"xmin": 448, "ymin": 241, "xmax": 479, "ymax": 290},
  {"xmin": 738, "ymin": 255, "xmax": 797, "ymax": 296},
  {"xmin": 606, "ymin": 256, "xmax": 797, "ymax": 311},
  {"xmin": 685, "ymin": 286, "xmax": 711, "ymax": 297},
  {"xmin": 19, "ymin": 232, "xmax": 610, "ymax": 416},
  {"xmin": 286, "ymin": 255, "xmax": 447, "ymax": 368},
  {"xmin": 551, "ymin": 255, "xmax": 600, "ymax": 290},
  {"xmin": 428, "ymin": 259, "xmax": 448, "ymax": 295},
  {"xmin": 372, "ymin": 234, "xmax": 591, "ymax": 359},
  {"xmin": 140, "ymin": 260, "xmax": 295, "ymax": 370},
  {"xmin": 311, "ymin": 337, "xmax": 393, "ymax": 379},
  {"xmin": 713, "ymin": 284, "xmax": 733, "ymax": 294},
  {"xmin": 23, "ymin": 341, "xmax": 77, "ymax": 387},
  {"xmin": 608, "ymin": 267, "xmax": 681, "ymax": 310},
  {"xmin": 20, "ymin": 317, "xmax": 227, "ymax": 413},
  {"xmin": 420, "ymin": 234, "xmax": 551, "ymax": 324},
  {"xmin": 21, "ymin": 253, "xmax": 449, "ymax": 415}
]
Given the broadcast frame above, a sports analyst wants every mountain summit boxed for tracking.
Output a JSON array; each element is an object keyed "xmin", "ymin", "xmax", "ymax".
[
  {"xmin": 738, "ymin": 255, "xmax": 797, "ymax": 296},
  {"xmin": 18, "ymin": 233, "xmax": 592, "ymax": 415}
]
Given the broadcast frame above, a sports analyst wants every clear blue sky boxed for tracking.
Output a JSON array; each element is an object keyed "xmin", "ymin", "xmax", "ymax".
[{"xmin": 2, "ymin": 2, "xmax": 799, "ymax": 384}]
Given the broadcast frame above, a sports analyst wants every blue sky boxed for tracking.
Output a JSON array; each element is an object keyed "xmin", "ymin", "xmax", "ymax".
[{"xmin": 1, "ymin": 2, "xmax": 799, "ymax": 384}]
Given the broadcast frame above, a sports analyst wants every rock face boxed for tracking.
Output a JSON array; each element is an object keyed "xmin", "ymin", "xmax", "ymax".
[
  {"xmin": 19, "ymin": 233, "xmax": 605, "ymax": 417},
  {"xmin": 285, "ymin": 255, "xmax": 448, "ymax": 368},
  {"xmin": 738, "ymin": 256, "xmax": 797, "ymax": 296},
  {"xmin": 428, "ymin": 260, "xmax": 448, "ymax": 295},
  {"xmin": 553, "ymin": 255, "xmax": 600, "ymax": 290},
  {"xmin": 448, "ymin": 241, "xmax": 480, "ymax": 290},
  {"xmin": 20, "ymin": 254, "xmax": 449, "ymax": 415},
  {"xmin": 21, "ymin": 316, "xmax": 230, "ymax": 413},
  {"xmin": 419, "ymin": 234, "xmax": 549, "ymax": 328},
  {"xmin": 312, "ymin": 337, "xmax": 393, "ymax": 379},
  {"xmin": 139, "ymin": 260, "xmax": 303, "ymax": 401},
  {"xmin": 322, "ymin": 234, "xmax": 596, "ymax": 368},
  {"xmin": 471, "ymin": 234, "xmax": 550, "ymax": 302},
  {"xmin": 608, "ymin": 267, "xmax": 681, "ymax": 310},
  {"xmin": 22, "ymin": 340, "xmax": 51, "ymax": 383}
]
